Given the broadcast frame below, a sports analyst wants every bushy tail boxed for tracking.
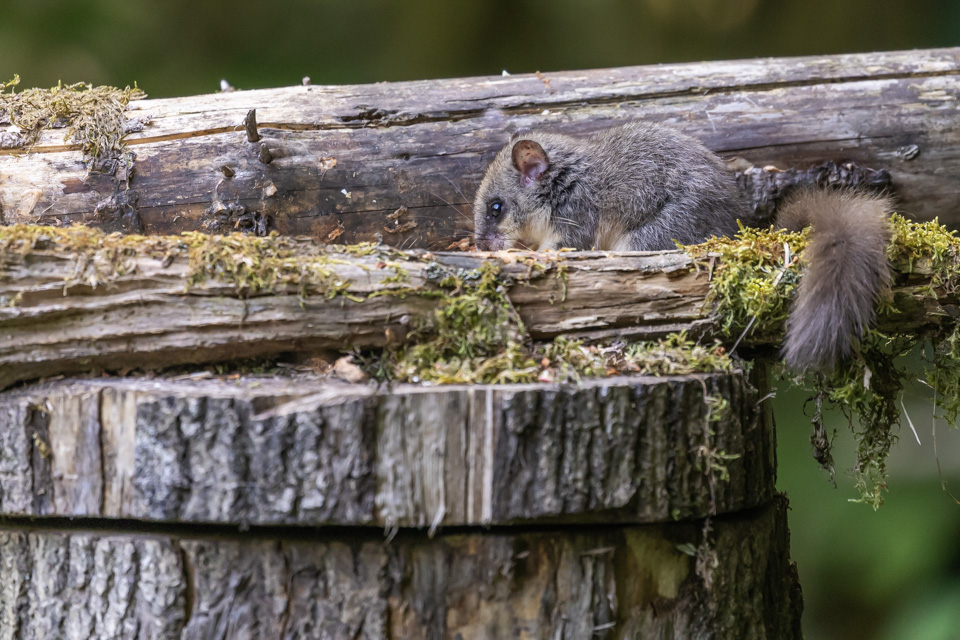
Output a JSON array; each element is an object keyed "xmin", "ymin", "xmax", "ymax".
[{"xmin": 777, "ymin": 190, "xmax": 894, "ymax": 372}]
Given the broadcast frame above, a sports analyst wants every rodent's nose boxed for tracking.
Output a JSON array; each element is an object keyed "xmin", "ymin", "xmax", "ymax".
[{"xmin": 475, "ymin": 233, "xmax": 506, "ymax": 251}]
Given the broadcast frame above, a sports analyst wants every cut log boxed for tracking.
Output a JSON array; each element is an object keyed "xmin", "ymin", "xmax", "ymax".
[
  {"xmin": 0, "ymin": 371, "xmax": 774, "ymax": 527},
  {"xmin": 0, "ymin": 228, "xmax": 955, "ymax": 390},
  {"xmin": 2, "ymin": 48, "xmax": 959, "ymax": 245},
  {"xmin": 0, "ymin": 496, "xmax": 801, "ymax": 640}
]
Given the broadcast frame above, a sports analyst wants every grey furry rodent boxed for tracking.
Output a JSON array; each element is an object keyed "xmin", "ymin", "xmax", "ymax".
[{"xmin": 472, "ymin": 122, "xmax": 893, "ymax": 372}]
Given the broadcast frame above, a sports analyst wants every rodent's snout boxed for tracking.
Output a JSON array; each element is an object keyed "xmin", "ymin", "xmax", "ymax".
[{"xmin": 475, "ymin": 232, "xmax": 507, "ymax": 251}]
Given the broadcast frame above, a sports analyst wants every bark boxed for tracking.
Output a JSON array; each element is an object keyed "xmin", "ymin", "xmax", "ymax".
[
  {"xmin": 0, "ymin": 496, "xmax": 801, "ymax": 640},
  {"xmin": 0, "ymin": 372, "xmax": 773, "ymax": 528},
  {"xmin": 0, "ymin": 232, "xmax": 955, "ymax": 389},
  {"xmin": 1, "ymin": 48, "xmax": 958, "ymax": 245}
]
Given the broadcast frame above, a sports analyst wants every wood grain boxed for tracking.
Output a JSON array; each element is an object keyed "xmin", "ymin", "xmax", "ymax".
[
  {"xmin": 0, "ymin": 371, "xmax": 774, "ymax": 527},
  {"xmin": 1, "ymin": 229, "xmax": 955, "ymax": 390},
  {"xmin": 0, "ymin": 497, "xmax": 800, "ymax": 640},
  {"xmin": 2, "ymin": 48, "xmax": 958, "ymax": 247}
]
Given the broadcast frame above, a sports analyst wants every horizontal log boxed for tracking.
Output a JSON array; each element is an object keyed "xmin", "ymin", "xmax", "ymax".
[
  {"xmin": 0, "ymin": 227, "xmax": 708, "ymax": 389},
  {"xmin": 2, "ymin": 48, "xmax": 959, "ymax": 246},
  {"xmin": 1, "ymin": 226, "xmax": 956, "ymax": 390},
  {"xmin": 0, "ymin": 372, "xmax": 773, "ymax": 527},
  {"xmin": 0, "ymin": 497, "xmax": 801, "ymax": 640}
]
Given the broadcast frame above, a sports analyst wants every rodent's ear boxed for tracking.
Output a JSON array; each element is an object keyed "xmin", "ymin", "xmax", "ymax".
[{"xmin": 511, "ymin": 139, "xmax": 549, "ymax": 187}]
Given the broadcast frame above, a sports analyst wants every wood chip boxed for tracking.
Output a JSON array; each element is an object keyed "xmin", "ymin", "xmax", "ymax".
[
  {"xmin": 326, "ymin": 225, "xmax": 344, "ymax": 241},
  {"xmin": 383, "ymin": 220, "xmax": 417, "ymax": 234},
  {"xmin": 386, "ymin": 206, "xmax": 409, "ymax": 221},
  {"xmin": 319, "ymin": 156, "xmax": 337, "ymax": 177},
  {"xmin": 333, "ymin": 355, "xmax": 367, "ymax": 383},
  {"xmin": 446, "ymin": 237, "xmax": 473, "ymax": 251}
]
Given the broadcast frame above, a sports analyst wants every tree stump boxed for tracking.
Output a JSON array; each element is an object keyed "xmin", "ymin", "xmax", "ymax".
[
  {"xmin": 0, "ymin": 374, "xmax": 774, "ymax": 527},
  {"xmin": 0, "ymin": 370, "xmax": 800, "ymax": 639}
]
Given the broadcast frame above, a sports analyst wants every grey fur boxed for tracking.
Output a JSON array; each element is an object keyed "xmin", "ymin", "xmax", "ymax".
[
  {"xmin": 776, "ymin": 190, "xmax": 892, "ymax": 372},
  {"xmin": 473, "ymin": 122, "xmax": 893, "ymax": 372},
  {"xmin": 473, "ymin": 123, "xmax": 743, "ymax": 252}
]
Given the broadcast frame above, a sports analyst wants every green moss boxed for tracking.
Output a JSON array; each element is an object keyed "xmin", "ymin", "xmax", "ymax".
[
  {"xmin": 380, "ymin": 262, "xmax": 410, "ymax": 285},
  {"xmin": 927, "ymin": 324, "xmax": 960, "ymax": 425},
  {"xmin": 0, "ymin": 224, "xmax": 177, "ymax": 292},
  {"xmin": 820, "ymin": 331, "xmax": 915, "ymax": 508},
  {"xmin": 385, "ymin": 261, "xmax": 540, "ymax": 384},
  {"xmin": 887, "ymin": 214, "xmax": 960, "ymax": 288},
  {"xmin": 692, "ymin": 390, "xmax": 739, "ymax": 488},
  {"xmin": 685, "ymin": 223, "xmax": 809, "ymax": 340},
  {"xmin": 1, "ymin": 76, "xmax": 145, "ymax": 165},
  {"xmin": 531, "ymin": 332, "xmax": 733, "ymax": 385},
  {"xmin": 372, "ymin": 257, "xmax": 729, "ymax": 386},
  {"xmin": 684, "ymin": 215, "xmax": 960, "ymax": 508},
  {"xmin": 183, "ymin": 232, "xmax": 355, "ymax": 299},
  {"xmin": 0, "ymin": 224, "xmax": 427, "ymax": 303},
  {"xmin": 382, "ymin": 273, "xmax": 735, "ymax": 386},
  {"xmin": 1, "ymin": 223, "xmax": 737, "ymax": 386}
]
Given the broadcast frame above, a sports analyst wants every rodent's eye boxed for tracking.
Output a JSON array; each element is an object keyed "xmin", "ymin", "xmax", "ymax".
[{"xmin": 487, "ymin": 199, "xmax": 504, "ymax": 219}]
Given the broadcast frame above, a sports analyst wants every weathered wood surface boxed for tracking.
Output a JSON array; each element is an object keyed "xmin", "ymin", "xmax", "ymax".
[
  {"xmin": 0, "ymin": 231, "xmax": 708, "ymax": 389},
  {"xmin": 1, "ymin": 231, "xmax": 956, "ymax": 390},
  {"xmin": 0, "ymin": 497, "xmax": 801, "ymax": 640},
  {"xmin": 0, "ymin": 372, "xmax": 773, "ymax": 527},
  {"xmin": 2, "ymin": 48, "xmax": 959, "ymax": 246}
]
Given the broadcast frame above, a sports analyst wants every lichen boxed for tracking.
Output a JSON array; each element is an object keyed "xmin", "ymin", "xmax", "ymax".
[
  {"xmin": 0, "ymin": 76, "xmax": 145, "ymax": 166},
  {"xmin": 684, "ymin": 214, "xmax": 960, "ymax": 507}
]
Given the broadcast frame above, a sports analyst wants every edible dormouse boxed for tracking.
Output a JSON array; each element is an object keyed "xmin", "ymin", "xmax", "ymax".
[{"xmin": 472, "ymin": 122, "xmax": 893, "ymax": 372}]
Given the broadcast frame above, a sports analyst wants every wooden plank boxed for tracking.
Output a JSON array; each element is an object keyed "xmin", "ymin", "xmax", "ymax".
[{"xmin": 1, "ymin": 48, "xmax": 958, "ymax": 247}]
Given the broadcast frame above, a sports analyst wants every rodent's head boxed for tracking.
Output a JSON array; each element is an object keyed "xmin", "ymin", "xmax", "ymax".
[{"xmin": 473, "ymin": 136, "xmax": 552, "ymax": 251}]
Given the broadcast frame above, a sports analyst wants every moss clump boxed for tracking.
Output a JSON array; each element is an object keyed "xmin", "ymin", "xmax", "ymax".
[
  {"xmin": 819, "ymin": 331, "xmax": 915, "ymax": 508},
  {"xmin": 380, "ymin": 258, "xmax": 735, "ymax": 385},
  {"xmin": 928, "ymin": 325, "xmax": 960, "ymax": 424},
  {"xmin": 887, "ymin": 214, "xmax": 960, "ymax": 288},
  {"xmin": 385, "ymin": 262, "xmax": 541, "ymax": 384},
  {"xmin": 685, "ymin": 223, "xmax": 809, "ymax": 340},
  {"xmin": 0, "ymin": 224, "xmax": 411, "ymax": 302},
  {"xmin": 0, "ymin": 76, "xmax": 145, "ymax": 165},
  {"xmin": 183, "ymin": 232, "xmax": 356, "ymax": 299},
  {"xmin": 685, "ymin": 214, "xmax": 960, "ymax": 508},
  {"xmin": 372, "ymin": 249, "xmax": 733, "ymax": 385}
]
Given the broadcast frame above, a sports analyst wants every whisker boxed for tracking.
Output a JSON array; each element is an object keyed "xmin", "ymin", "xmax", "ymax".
[
  {"xmin": 440, "ymin": 173, "xmax": 472, "ymax": 205},
  {"xmin": 552, "ymin": 216, "xmax": 583, "ymax": 227},
  {"xmin": 425, "ymin": 190, "xmax": 471, "ymax": 222}
]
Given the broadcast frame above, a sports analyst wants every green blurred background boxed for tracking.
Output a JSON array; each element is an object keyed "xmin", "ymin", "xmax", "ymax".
[{"xmin": 3, "ymin": 1, "xmax": 960, "ymax": 637}]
